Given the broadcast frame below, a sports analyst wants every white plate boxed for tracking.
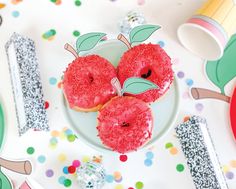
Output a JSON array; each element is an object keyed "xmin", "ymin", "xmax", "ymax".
[{"xmin": 62, "ymin": 40, "xmax": 180, "ymax": 153}]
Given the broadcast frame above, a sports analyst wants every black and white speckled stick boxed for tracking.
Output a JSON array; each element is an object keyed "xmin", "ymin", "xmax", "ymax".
[
  {"xmin": 175, "ymin": 116, "xmax": 228, "ymax": 189},
  {"xmin": 5, "ymin": 33, "xmax": 49, "ymax": 136}
]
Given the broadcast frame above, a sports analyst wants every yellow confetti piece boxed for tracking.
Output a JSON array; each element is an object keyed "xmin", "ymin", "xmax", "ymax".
[
  {"xmin": 115, "ymin": 184, "xmax": 124, "ymax": 189},
  {"xmin": 0, "ymin": 3, "xmax": 6, "ymax": 8},
  {"xmin": 230, "ymin": 160, "xmax": 236, "ymax": 168},
  {"xmin": 170, "ymin": 147, "xmax": 178, "ymax": 155},
  {"xmin": 58, "ymin": 153, "xmax": 67, "ymax": 162},
  {"xmin": 59, "ymin": 132, "xmax": 66, "ymax": 140},
  {"xmin": 49, "ymin": 143, "xmax": 57, "ymax": 150},
  {"xmin": 51, "ymin": 130, "xmax": 60, "ymax": 137},
  {"xmin": 222, "ymin": 165, "xmax": 230, "ymax": 173},
  {"xmin": 82, "ymin": 156, "xmax": 91, "ymax": 163}
]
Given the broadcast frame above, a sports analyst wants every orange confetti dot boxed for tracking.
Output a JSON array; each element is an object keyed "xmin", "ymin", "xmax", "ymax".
[
  {"xmin": 0, "ymin": 3, "xmax": 6, "ymax": 8},
  {"xmin": 51, "ymin": 130, "xmax": 60, "ymax": 137},
  {"xmin": 183, "ymin": 116, "xmax": 190, "ymax": 122},
  {"xmin": 114, "ymin": 171, "xmax": 122, "ymax": 180},
  {"xmin": 57, "ymin": 81, "xmax": 63, "ymax": 89},
  {"xmin": 55, "ymin": 0, "xmax": 61, "ymax": 5},
  {"xmin": 230, "ymin": 160, "xmax": 236, "ymax": 168},
  {"xmin": 11, "ymin": 0, "xmax": 22, "ymax": 5},
  {"xmin": 170, "ymin": 147, "xmax": 178, "ymax": 155}
]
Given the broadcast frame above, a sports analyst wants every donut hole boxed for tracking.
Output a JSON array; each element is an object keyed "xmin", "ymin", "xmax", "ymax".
[{"xmin": 140, "ymin": 67, "xmax": 152, "ymax": 79}]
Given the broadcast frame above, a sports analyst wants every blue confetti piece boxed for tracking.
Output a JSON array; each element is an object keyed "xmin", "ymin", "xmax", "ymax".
[
  {"xmin": 185, "ymin": 79, "xmax": 194, "ymax": 86},
  {"xmin": 63, "ymin": 166, "xmax": 69, "ymax": 174},
  {"xmin": 157, "ymin": 40, "xmax": 165, "ymax": 48},
  {"xmin": 105, "ymin": 175, "xmax": 114, "ymax": 183},
  {"xmin": 145, "ymin": 151, "xmax": 154, "ymax": 159},
  {"xmin": 58, "ymin": 176, "xmax": 66, "ymax": 184},
  {"xmin": 37, "ymin": 155, "xmax": 46, "ymax": 163},
  {"xmin": 12, "ymin": 11, "xmax": 20, "ymax": 18},
  {"xmin": 144, "ymin": 159, "xmax": 153, "ymax": 166},
  {"xmin": 49, "ymin": 77, "xmax": 57, "ymax": 85}
]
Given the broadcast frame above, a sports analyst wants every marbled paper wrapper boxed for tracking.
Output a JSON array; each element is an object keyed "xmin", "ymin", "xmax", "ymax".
[
  {"xmin": 5, "ymin": 33, "xmax": 49, "ymax": 136},
  {"xmin": 175, "ymin": 116, "xmax": 228, "ymax": 189}
]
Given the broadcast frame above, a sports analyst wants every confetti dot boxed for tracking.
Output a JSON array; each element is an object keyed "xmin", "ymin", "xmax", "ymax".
[
  {"xmin": 105, "ymin": 175, "xmax": 114, "ymax": 183},
  {"xmin": 230, "ymin": 160, "xmax": 236, "ymax": 168},
  {"xmin": 49, "ymin": 77, "xmax": 57, "ymax": 85},
  {"xmin": 12, "ymin": 11, "xmax": 20, "ymax": 18},
  {"xmin": 128, "ymin": 188, "xmax": 134, "ymax": 189},
  {"xmin": 65, "ymin": 129, "xmax": 73, "ymax": 135},
  {"xmin": 38, "ymin": 155, "xmax": 46, "ymax": 163},
  {"xmin": 195, "ymin": 103, "xmax": 204, "ymax": 112},
  {"xmin": 27, "ymin": 147, "xmax": 35, "ymax": 155},
  {"xmin": 82, "ymin": 156, "xmax": 90, "ymax": 163},
  {"xmin": 144, "ymin": 159, "xmax": 153, "ymax": 167},
  {"xmin": 115, "ymin": 176, "xmax": 123, "ymax": 183},
  {"xmin": 42, "ymin": 29, "xmax": 56, "ymax": 40},
  {"xmin": 119, "ymin": 154, "xmax": 128, "ymax": 162},
  {"xmin": 222, "ymin": 165, "xmax": 230, "ymax": 173},
  {"xmin": 67, "ymin": 134, "xmax": 76, "ymax": 142},
  {"xmin": 0, "ymin": 3, "xmax": 6, "ymax": 9},
  {"xmin": 45, "ymin": 101, "xmax": 50, "ymax": 109},
  {"xmin": 68, "ymin": 166, "xmax": 76, "ymax": 174},
  {"xmin": 177, "ymin": 71, "xmax": 185, "ymax": 79},
  {"xmin": 50, "ymin": 137, "xmax": 58, "ymax": 145},
  {"xmin": 114, "ymin": 171, "xmax": 121, "ymax": 179},
  {"xmin": 57, "ymin": 81, "xmax": 63, "ymax": 89},
  {"xmin": 115, "ymin": 184, "xmax": 124, "ymax": 189},
  {"xmin": 58, "ymin": 153, "xmax": 67, "ymax": 162},
  {"xmin": 73, "ymin": 30, "xmax": 80, "ymax": 37},
  {"xmin": 185, "ymin": 78, "xmax": 194, "ymax": 86},
  {"xmin": 49, "ymin": 143, "xmax": 57, "ymax": 149},
  {"xmin": 145, "ymin": 151, "xmax": 154, "ymax": 159},
  {"xmin": 157, "ymin": 40, "xmax": 165, "ymax": 48},
  {"xmin": 165, "ymin": 142, "xmax": 173, "ymax": 149},
  {"xmin": 58, "ymin": 176, "xmax": 66, "ymax": 184},
  {"xmin": 64, "ymin": 179, "xmax": 72, "ymax": 187},
  {"xmin": 137, "ymin": 0, "xmax": 145, "ymax": 5},
  {"xmin": 46, "ymin": 169, "xmax": 54, "ymax": 177},
  {"xmin": 183, "ymin": 116, "xmax": 190, "ymax": 122},
  {"xmin": 51, "ymin": 130, "xmax": 60, "ymax": 137},
  {"xmin": 72, "ymin": 160, "xmax": 81, "ymax": 167},
  {"xmin": 226, "ymin": 171, "xmax": 234, "ymax": 179},
  {"xmin": 75, "ymin": 0, "xmax": 81, "ymax": 6},
  {"xmin": 135, "ymin": 181, "xmax": 144, "ymax": 189},
  {"xmin": 63, "ymin": 166, "xmax": 69, "ymax": 174},
  {"xmin": 170, "ymin": 147, "xmax": 178, "ymax": 155},
  {"xmin": 176, "ymin": 164, "xmax": 185, "ymax": 172}
]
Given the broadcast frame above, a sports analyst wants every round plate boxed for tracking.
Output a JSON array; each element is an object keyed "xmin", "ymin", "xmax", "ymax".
[{"xmin": 62, "ymin": 40, "xmax": 180, "ymax": 153}]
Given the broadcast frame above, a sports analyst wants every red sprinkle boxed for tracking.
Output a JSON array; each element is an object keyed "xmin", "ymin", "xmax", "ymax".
[
  {"xmin": 68, "ymin": 165, "xmax": 76, "ymax": 174},
  {"xmin": 45, "ymin": 101, "xmax": 49, "ymax": 109},
  {"xmin": 119, "ymin": 155, "xmax": 128, "ymax": 162}
]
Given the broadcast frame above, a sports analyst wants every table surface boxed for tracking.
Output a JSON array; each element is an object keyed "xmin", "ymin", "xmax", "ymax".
[{"xmin": 0, "ymin": 0, "xmax": 236, "ymax": 189}]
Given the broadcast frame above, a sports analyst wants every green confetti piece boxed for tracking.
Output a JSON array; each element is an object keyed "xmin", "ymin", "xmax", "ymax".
[
  {"xmin": 165, "ymin": 142, "xmax": 173, "ymax": 149},
  {"xmin": 176, "ymin": 164, "xmax": 185, "ymax": 172},
  {"xmin": 135, "ymin": 181, "xmax": 144, "ymax": 189},
  {"xmin": 73, "ymin": 30, "xmax": 80, "ymax": 37},
  {"xmin": 75, "ymin": 0, "xmax": 81, "ymax": 6},
  {"xmin": 27, "ymin": 147, "xmax": 35, "ymax": 155},
  {"xmin": 67, "ymin": 135, "xmax": 76, "ymax": 142}
]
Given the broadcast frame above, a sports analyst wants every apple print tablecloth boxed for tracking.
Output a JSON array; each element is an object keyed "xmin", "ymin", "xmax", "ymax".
[{"xmin": 0, "ymin": 0, "xmax": 236, "ymax": 188}]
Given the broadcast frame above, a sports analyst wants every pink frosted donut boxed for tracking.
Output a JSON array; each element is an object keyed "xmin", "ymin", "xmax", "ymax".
[
  {"xmin": 63, "ymin": 55, "xmax": 117, "ymax": 112},
  {"xmin": 117, "ymin": 43, "xmax": 174, "ymax": 103},
  {"xmin": 97, "ymin": 96, "xmax": 153, "ymax": 153}
]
